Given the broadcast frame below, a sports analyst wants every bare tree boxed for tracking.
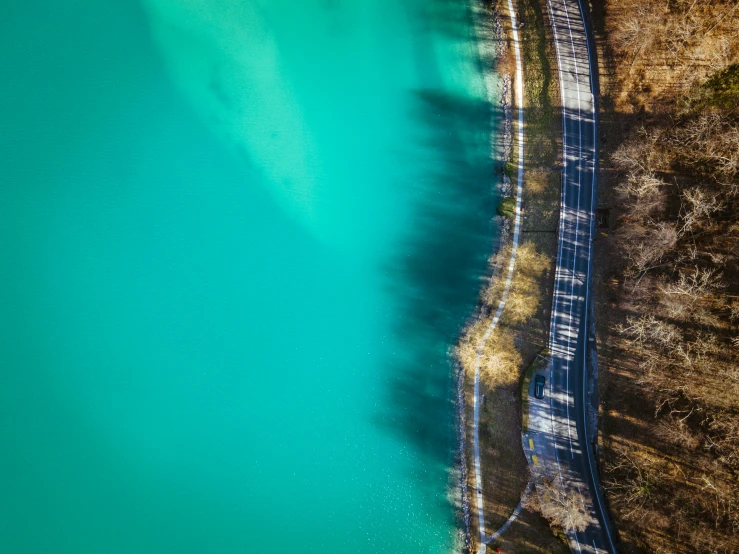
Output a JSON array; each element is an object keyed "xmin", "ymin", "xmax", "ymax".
[
  {"xmin": 658, "ymin": 266, "xmax": 724, "ymax": 321},
  {"xmin": 616, "ymin": 171, "xmax": 668, "ymax": 221},
  {"xmin": 611, "ymin": 129, "xmax": 662, "ymax": 173},
  {"xmin": 668, "ymin": 112, "xmax": 739, "ymax": 190},
  {"xmin": 611, "ymin": 3, "xmax": 662, "ymax": 67},
  {"xmin": 616, "ymin": 314, "xmax": 682, "ymax": 351},
  {"xmin": 680, "ymin": 186, "xmax": 725, "ymax": 232},
  {"xmin": 604, "ymin": 451, "xmax": 659, "ymax": 520},
  {"xmin": 617, "ymin": 221, "xmax": 680, "ymax": 275},
  {"xmin": 533, "ymin": 473, "xmax": 591, "ymax": 533}
]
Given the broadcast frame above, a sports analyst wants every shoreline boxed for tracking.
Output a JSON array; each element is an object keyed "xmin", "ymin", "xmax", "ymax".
[{"xmin": 454, "ymin": 1, "xmax": 515, "ymax": 552}]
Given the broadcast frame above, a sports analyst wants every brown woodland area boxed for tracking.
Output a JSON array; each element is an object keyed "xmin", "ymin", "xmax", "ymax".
[{"xmin": 593, "ymin": 0, "xmax": 739, "ymax": 552}]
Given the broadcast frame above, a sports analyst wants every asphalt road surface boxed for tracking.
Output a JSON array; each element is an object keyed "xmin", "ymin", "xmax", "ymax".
[{"xmin": 524, "ymin": 0, "xmax": 618, "ymax": 552}]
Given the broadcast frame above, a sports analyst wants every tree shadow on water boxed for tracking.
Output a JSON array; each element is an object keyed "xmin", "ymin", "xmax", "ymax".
[
  {"xmin": 410, "ymin": 0, "xmax": 499, "ymax": 49},
  {"xmin": 374, "ymin": 89, "xmax": 504, "ymax": 488}
]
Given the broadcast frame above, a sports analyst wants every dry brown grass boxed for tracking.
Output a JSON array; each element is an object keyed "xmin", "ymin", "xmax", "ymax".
[{"xmin": 606, "ymin": 0, "xmax": 739, "ymax": 114}]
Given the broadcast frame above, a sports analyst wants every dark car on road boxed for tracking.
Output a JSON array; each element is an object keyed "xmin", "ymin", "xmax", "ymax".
[{"xmin": 534, "ymin": 375, "xmax": 546, "ymax": 399}]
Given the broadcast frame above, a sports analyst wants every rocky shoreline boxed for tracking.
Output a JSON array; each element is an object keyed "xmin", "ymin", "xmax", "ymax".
[{"xmin": 453, "ymin": 1, "xmax": 515, "ymax": 552}]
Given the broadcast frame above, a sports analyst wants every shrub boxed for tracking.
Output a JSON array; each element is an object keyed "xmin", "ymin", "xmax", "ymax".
[{"xmin": 497, "ymin": 196, "xmax": 516, "ymax": 217}]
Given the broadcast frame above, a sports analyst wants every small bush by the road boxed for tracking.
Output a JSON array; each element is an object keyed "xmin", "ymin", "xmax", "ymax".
[{"xmin": 497, "ymin": 196, "xmax": 516, "ymax": 217}]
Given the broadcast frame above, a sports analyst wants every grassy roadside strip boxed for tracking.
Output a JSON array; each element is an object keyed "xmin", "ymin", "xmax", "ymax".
[{"xmin": 456, "ymin": 0, "xmax": 568, "ymax": 551}]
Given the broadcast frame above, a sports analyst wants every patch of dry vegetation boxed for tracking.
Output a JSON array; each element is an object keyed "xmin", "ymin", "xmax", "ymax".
[
  {"xmin": 593, "ymin": 1, "xmax": 739, "ymax": 552},
  {"xmin": 528, "ymin": 472, "xmax": 593, "ymax": 535},
  {"xmin": 458, "ymin": 320, "xmax": 522, "ymax": 385},
  {"xmin": 484, "ymin": 243, "xmax": 552, "ymax": 326},
  {"xmin": 607, "ymin": 0, "xmax": 739, "ymax": 113}
]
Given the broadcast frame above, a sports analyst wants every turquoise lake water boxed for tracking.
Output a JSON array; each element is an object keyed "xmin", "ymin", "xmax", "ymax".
[{"xmin": 0, "ymin": 1, "xmax": 499, "ymax": 552}]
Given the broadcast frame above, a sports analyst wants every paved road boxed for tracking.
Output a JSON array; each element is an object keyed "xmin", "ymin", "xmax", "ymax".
[{"xmin": 525, "ymin": 0, "xmax": 618, "ymax": 552}]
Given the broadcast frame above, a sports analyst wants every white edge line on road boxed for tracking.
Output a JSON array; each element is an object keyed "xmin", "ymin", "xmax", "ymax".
[
  {"xmin": 542, "ymin": 0, "xmax": 587, "ymax": 550},
  {"xmin": 544, "ymin": 0, "xmax": 570, "ymax": 507},
  {"xmin": 560, "ymin": 0, "xmax": 584, "ymax": 463},
  {"xmin": 558, "ymin": 1, "xmax": 586, "ymax": 549}
]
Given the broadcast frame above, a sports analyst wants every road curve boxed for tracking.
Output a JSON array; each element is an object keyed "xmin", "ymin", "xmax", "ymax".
[{"xmin": 529, "ymin": 0, "xmax": 618, "ymax": 552}]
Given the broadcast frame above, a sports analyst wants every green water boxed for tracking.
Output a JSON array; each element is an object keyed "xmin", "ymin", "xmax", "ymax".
[{"xmin": 0, "ymin": 1, "xmax": 499, "ymax": 552}]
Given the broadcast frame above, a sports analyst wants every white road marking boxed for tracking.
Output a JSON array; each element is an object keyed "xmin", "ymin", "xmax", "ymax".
[
  {"xmin": 545, "ymin": 0, "xmax": 570, "ymax": 511},
  {"xmin": 544, "ymin": 0, "xmax": 586, "ymax": 550},
  {"xmin": 544, "ymin": 0, "xmax": 619, "ymax": 549},
  {"xmin": 560, "ymin": 0, "xmax": 585, "ymax": 462}
]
